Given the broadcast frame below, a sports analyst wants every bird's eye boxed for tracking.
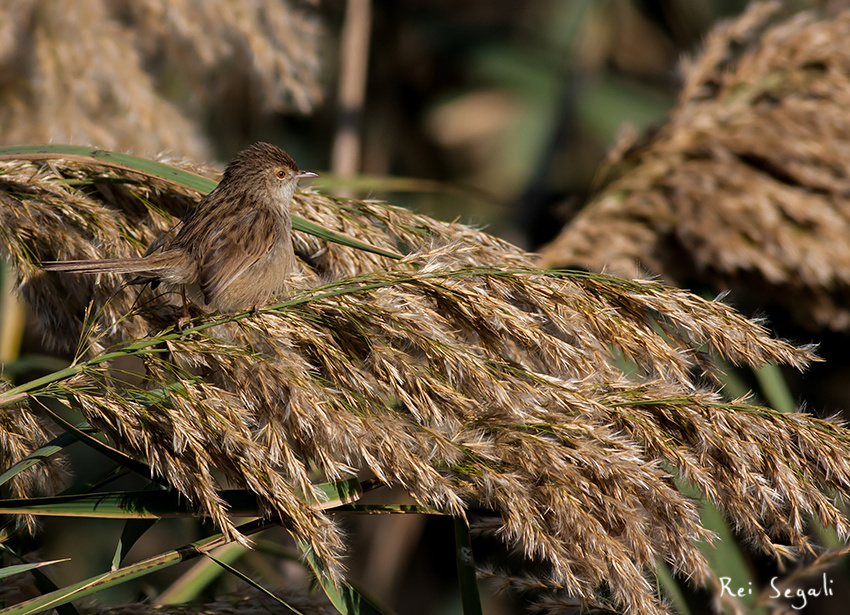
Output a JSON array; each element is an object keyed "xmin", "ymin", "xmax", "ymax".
[{"xmin": 276, "ymin": 169, "xmax": 286, "ymax": 179}]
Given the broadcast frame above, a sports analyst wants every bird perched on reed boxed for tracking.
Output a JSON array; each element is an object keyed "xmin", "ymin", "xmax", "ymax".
[{"xmin": 41, "ymin": 142, "xmax": 317, "ymax": 315}]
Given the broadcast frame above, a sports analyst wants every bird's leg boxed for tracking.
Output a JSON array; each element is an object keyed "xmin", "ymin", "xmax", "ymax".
[
  {"xmin": 251, "ymin": 294, "xmax": 272, "ymax": 315},
  {"xmin": 177, "ymin": 285, "xmax": 191, "ymax": 329}
]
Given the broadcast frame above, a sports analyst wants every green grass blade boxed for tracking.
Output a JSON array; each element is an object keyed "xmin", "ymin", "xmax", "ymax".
[
  {"xmin": 299, "ymin": 543, "xmax": 387, "ymax": 615},
  {"xmin": 0, "ymin": 144, "xmax": 402, "ymax": 260},
  {"xmin": 0, "ymin": 557, "xmax": 80, "ymax": 615},
  {"xmin": 0, "ymin": 480, "xmax": 361, "ymax": 520},
  {"xmin": 453, "ymin": 517, "xmax": 483, "ymax": 615},
  {"xmin": 291, "ymin": 217, "xmax": 402, "ymax": 260},
  {"xmin": 0, "ymin": 519, "xmax": 272, "ymax": 615},
  {"xmin": 328, "ymin": 504, "xmax": 439, "ymax": 514},
  {"xmin": 112, "ymin": 519, "xmax": 158, "ymax": 570},
  {"xmin": 698, "ymin": 498, "xmax": 767, "ymax": 614},
  {"xmin": 0, "ymin": 145, "xmax": 216, "ymax": 193},
  {"xmin": 0, "ymin": 559, "xmax": 70, "ymax": 581},
  {"xmin": 156, "ymin": 543, "xmax": 245, "ymax": 605},
  {"xmin": 0, "ymin": 545, "xmax": 75, "ymax": 615},
  {"xmin": 716, "ymin": 361, "xmax": 751, "ymax": 400},
  {"xmin": 206, "ymin": 553, "xmax": 306, "ymax": 615},
  {"xmin": 675, "ymin": 478, "xmax": 760, "ymax": 614},
  {"xmin": 0, "ymin": 490, "xmax": 261, "ymax": 519},
  {"xmin": 311, "ymin": 478, "xmax": 363, "ymax": 509},
  {"xmin": 654, "ymin": 561, "xmax": 692, "ymax": 615},
  {"xmin": 754, "ymin": 363, "xmax": 796, "ymax": 414},
  {"xmin": 151, "ymin": 477, "xmax": 364, "ymax": 605}
]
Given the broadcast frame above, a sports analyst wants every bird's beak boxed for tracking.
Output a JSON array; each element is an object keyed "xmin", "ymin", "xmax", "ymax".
[{"xmin": 296, "ymin": 170, "xmax": 319, "ymax": 181}]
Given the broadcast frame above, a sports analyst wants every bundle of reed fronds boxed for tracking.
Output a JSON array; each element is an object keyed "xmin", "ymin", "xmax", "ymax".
[
  {"xmin": 1, "ymin": 148, "xmax": 849, "ymax": 615},
  {"xmin": 539, "ymin": 1, "xmax": 850, "ymax": 331}
]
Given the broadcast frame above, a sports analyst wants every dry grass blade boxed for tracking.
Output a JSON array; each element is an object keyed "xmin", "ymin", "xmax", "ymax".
[{"xmin": 0, "ymin": 151, "xmax": 848, "ymax": 615}]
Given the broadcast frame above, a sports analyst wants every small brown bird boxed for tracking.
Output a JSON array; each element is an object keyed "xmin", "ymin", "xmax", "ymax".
[{"xmin": 41, "ymin": 142, "xmax": 317, "ymax": 314}]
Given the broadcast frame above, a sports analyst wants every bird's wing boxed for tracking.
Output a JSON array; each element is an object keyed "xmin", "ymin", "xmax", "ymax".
[{"xmin": 194, "ymin": 206, "xmax": 278, "ymax": 306}]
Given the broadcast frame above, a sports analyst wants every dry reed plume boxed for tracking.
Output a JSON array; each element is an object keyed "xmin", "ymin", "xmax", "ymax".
[
  {"xmin": 0, "ymin": 0, "xmax": 322, "ymax": 157},
  {"xmin": 539, "ymin": 2, "xmax": 850, "ymax": 331},
  {"xmin": 1, "ymin": 150, "xmax": 850, "ymax": 615}
]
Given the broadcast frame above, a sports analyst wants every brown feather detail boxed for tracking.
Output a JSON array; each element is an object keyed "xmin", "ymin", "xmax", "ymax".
[
  {"xmin": 192, "ymin": 205, "xmax": 279, "ymax": 305},
  {"xmin": 41, "ymin": 250, "xmax": 186, "ymax": 275}
]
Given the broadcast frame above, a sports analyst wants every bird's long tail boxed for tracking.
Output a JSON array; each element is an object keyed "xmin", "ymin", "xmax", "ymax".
[{"xmin": 40, "ymin": 251, "xmax": 180, "ymax": 275}]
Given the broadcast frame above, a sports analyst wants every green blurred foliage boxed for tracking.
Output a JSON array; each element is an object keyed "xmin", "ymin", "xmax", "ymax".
[{"xmin": 299, "ymin": 0, "xmax": 785, "ymax": 247}]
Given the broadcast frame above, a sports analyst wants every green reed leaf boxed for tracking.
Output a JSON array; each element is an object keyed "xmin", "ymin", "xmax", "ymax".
[{"xmin": 0, "ymin": 145, "xmax": 402, "ymax": 260}]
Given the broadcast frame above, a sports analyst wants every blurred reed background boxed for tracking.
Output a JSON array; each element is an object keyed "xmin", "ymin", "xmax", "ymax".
[{"xmin": 4, "ymin": 1, "xmax": 850, "ymax": 614}]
